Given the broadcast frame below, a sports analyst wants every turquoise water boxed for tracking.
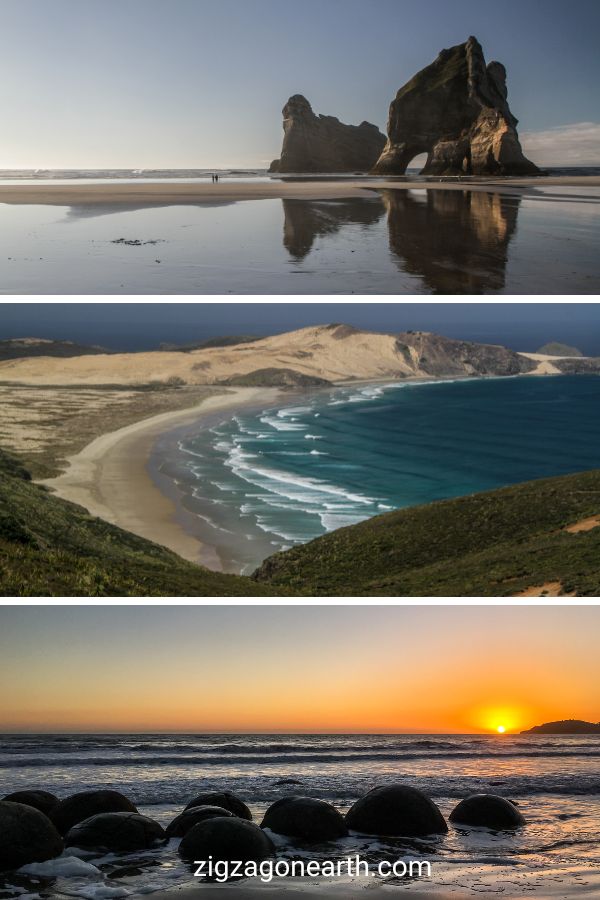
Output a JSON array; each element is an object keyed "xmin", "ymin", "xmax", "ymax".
[{"xmin": 155, "ymin": 375, "xmax": 600, "ymax": 573}]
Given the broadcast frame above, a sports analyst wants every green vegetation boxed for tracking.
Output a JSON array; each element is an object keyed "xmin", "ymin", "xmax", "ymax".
[
  {"xmin": 159, "ymin": 335, "xmax": 263, "ymax": 351},
  {"xmin": 3, "ymin": 440, "xmax": 600, "ymax": 597},
  {"xmin": 537, "ymin": 342, "xmax": 583, "ymax": 357},
  {"xmin": 396, "ymin": 43, "xmax": 468, "ymax": 99},
  {"xmin": 0, "ymin": 449, "xmax": 275, "ymax": 597},
  {"xmin": 254, "ymin": 470, "xmax": 600, "ymax": 596},
  {"xmin": 0, "ymin": 339, "xmax": 109, "ymax": 360},
  {"xmin": 218, "ymin": 368, "xmax": 330, "ymax": 388}
]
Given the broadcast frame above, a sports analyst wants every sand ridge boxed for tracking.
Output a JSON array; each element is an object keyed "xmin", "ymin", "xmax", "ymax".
[
  {"xmin": 0, "ymin": 325, "xmax": 421, "ymax": 385},
  {"xmin": 0, "ymin": 325, "xmax": 579, "ymax": 387}
]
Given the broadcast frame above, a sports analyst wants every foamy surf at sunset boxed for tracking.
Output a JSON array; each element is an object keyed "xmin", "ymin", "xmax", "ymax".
[{"xmin": 0, "ymin": 732, "xmax": 599, "ymax": 898}]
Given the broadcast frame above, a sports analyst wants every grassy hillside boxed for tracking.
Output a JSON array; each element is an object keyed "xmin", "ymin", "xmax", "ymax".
[
  {"xmin": 0, "ymin": 449, "xmax": 274, "ymax": 597},
  {"xmin": 0, "ymin": 338, "xmax": 109, "ymax": 360},
  {"xmin": 3, "ymin": 442, "xmax": 599, "ymax": 597},
  {"xmin": 254, "ymin": 470, "xmax": 600, "ymax": 596}
]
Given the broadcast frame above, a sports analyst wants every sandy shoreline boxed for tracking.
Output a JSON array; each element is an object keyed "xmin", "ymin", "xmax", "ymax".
[
  {"xmin": 146, "ymin": 885, "xmax": 482, "ymax": 899},
  {"xmin": 42, "ymin": 387, "xmax": 280, "ymax": 569},
  {"xmin": 38, "ymin": 369, "xmax": 569, "ymax": 573},
  {"xmin": 0, "ymin": 175, "xmax": 598, "ymax": 206}
]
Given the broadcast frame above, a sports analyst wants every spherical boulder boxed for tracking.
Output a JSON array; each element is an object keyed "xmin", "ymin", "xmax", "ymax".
[
  {"xmin": 179, "ymin": 817, "xmax": 275, "ymax": 865},
  {"xmin": 3, "ymin": 790, "xmax": 58, "ymax": 817},
  {"xmin": 166, "ymin": 805, "xmax": 235, "ymax": 838},
  {"xmin": 345, "ymin": 785, "xmax": 448, "ymax": 837},
  {"xmin": 66, "ymin": 812, "xmax": 166, "ymax": 852},
  {"xmin": 50, "ymin": 790, "xmax": 138, "ymax": 835},
  {"xmin": 261, "ymin": 797, "xmax": 348, "ymax": 842},
  {"xmin": 449, "ymin": 794, "xmax": 525, "ymax": 830},
  {"xmin": 0, "ymin": 801, "xmax": 64, "ymax": 872},
  {"xmin": 183, "ymin": 792, "xmax": 251, "ymax": 821}
]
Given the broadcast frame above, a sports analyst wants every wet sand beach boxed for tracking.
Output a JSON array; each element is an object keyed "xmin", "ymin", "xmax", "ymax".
[
  {"xmin": 148, "ymin": 878, "xmax": 600, "ymax": 899},
  {"xmin": 0, "ymin": 174, "xmax": 598, "ymax": 206},
  {"xmin": 147, "ymin": 885, "xmax": 501, "ymax": 899},
  {"xmin": 0, "ymin": 177, "xmax": 598, "ymax": 293}
]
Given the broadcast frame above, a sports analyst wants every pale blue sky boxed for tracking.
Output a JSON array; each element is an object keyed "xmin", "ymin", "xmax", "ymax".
[{"xmin": 0, "ymin": 0, "xmax": 599, "ymax": 168}]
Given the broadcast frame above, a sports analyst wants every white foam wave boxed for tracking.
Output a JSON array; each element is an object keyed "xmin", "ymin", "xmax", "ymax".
[
  {"xmin": 276, "ymin": 406, "xmax": 313, "ymax": 417},
  {"xmin": 224, "ymin": 452, "xmax": 375, "ymax": 507},
  {"xmin": 319, "ymin": 512, "xmax": 370, "ymax": 531},
  {"xmin": 19, "ymin": 857, "xmax": 101, "ymax": 878},
  {"xmin": 260, "ymin": 414, "xmax": 306, "ymax": 432}
]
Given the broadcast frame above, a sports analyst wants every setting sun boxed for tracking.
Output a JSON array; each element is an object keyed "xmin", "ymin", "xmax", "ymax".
[{"xmin": 497, "ymin": 725, "xmax": 506, "ymax": 733}]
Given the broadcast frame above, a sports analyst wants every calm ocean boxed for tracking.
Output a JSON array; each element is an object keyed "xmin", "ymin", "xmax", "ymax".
[{"xmin": 152, "ymin": 375, "xmax": 600, "ymax": 573}]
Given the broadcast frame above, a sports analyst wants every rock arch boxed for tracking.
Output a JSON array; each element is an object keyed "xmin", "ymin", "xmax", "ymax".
[{"xmin": 372, "ymin": 37, "xmax": 539, "ymax": 177}]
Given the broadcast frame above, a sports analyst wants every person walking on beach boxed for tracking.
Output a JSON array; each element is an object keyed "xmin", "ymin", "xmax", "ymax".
[
  {"xmin": 211, "ymin": 173, "xmax": 215, "ymax": 183},
  {"xmin": 215, "ymin": 173, "xmax": 219, "ymax": 183}
]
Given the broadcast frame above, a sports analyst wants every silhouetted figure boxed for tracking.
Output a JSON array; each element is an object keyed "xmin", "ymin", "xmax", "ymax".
[{"xmin": 215, "ymin": 173, "xmax": 219, "ymax": 183}]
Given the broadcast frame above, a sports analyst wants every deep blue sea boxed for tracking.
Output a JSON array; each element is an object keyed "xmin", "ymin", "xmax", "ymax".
[{"xmin": 152, "ymin": 375, "xmax": 600, "ymax": 573}]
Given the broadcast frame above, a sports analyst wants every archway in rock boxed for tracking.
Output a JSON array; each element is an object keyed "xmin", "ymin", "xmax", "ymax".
[
  {"xmin": 379, "ymin": 144, "xmax": 432, "ymax": 175},
  {"xmin": 406, "ymin": 153, "xmax": 428, "ymax": 173}
]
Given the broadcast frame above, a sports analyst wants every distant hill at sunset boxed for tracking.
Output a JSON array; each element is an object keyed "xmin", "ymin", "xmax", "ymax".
[{"xmin": 522, "ymin": 720, "xmax": 600, "ymax": 734}]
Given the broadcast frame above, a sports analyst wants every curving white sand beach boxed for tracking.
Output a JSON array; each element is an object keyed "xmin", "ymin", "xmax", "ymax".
[{"xmin": 41, "ymin": 387, "xmax": 281, "ymax": 569}]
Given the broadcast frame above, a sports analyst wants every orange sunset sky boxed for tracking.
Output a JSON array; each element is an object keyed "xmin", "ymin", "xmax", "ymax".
[{"xmin": 0, "ymin": 606, "xmax": 597, "ymax": 733}]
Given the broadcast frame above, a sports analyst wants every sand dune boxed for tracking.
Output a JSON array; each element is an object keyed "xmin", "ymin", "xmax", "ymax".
[
  {"xmin": 0, "ymin": 325, "xmax": 422, "ymax": 385},
  {"xmin": 0, "ymin": 324, "xmax": 544, "ymax": 386}
]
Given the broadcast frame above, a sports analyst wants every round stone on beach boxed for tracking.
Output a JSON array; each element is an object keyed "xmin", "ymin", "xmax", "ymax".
[
  {"xmin": 345, "ymin": 785, "xmax": 448, "ymax": 836},
  {"xmin": 184, "ymin": 792, "xmax": 252, "ymax": 820},
  {"xmin": 0, "ymin": 800, "xmax": 64, "ymax": 872},
  {"xmin": 50, "ymin": 789, "xmax": 138, "ymax": 835},
  {"xmin": 449, "ymin": 794, "xmax": 525, "ymax": 829},
  {"xmin": 179, "ymin": 817, "xmax": 275, "ymax": 865},
  {"xmin": 3, "ymin": 790, "xmax": 58, "ymax": 817},
  {"xmin": 66, "ymin": 812, "xmax": 166, "ymax": 851},
  {"xmin": 261, "ymin": 797, "xmax": 348, "ymax": 842},
  {"xmin": 166, "ymin": 805, "xmax": 235, "ymax": 838}
]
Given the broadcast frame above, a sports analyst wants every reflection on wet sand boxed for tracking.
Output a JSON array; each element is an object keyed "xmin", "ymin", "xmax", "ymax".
[
  {"xmin": 281, "ymin": 197, "xmax": 386, "ymax": 259},
  {"xmin": 64, "ymin": 201, "xmax": 236, "ymax": 220},
  {"xmin": 281, "ymin": 189, "xmax": 522, "ymax": 292},
  {"xmin": 382, "ymin": 189, "xmax": 521, "ymax": 293}
]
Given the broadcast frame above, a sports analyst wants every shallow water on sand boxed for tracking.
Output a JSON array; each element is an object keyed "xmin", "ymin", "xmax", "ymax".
[
  {"xmin": 152, "ymin": 375, "xmax": 600, "ymax": 574},
  {"xmin": 0, "ymin": 733, "xmax": 598, "ymax": 897},
  {"xmin": 0, "ymin": 185, "xmax": 599, "ymax": 293}
]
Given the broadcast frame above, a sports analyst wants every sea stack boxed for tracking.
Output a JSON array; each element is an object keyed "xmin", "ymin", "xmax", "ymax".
[
  {"xmin": 372, "ymin": 36, "xmax": 539, "ymax": 176},
  {"xmin": 269, "ymin": 95, "xmax": 386, "ymax": 173}
]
